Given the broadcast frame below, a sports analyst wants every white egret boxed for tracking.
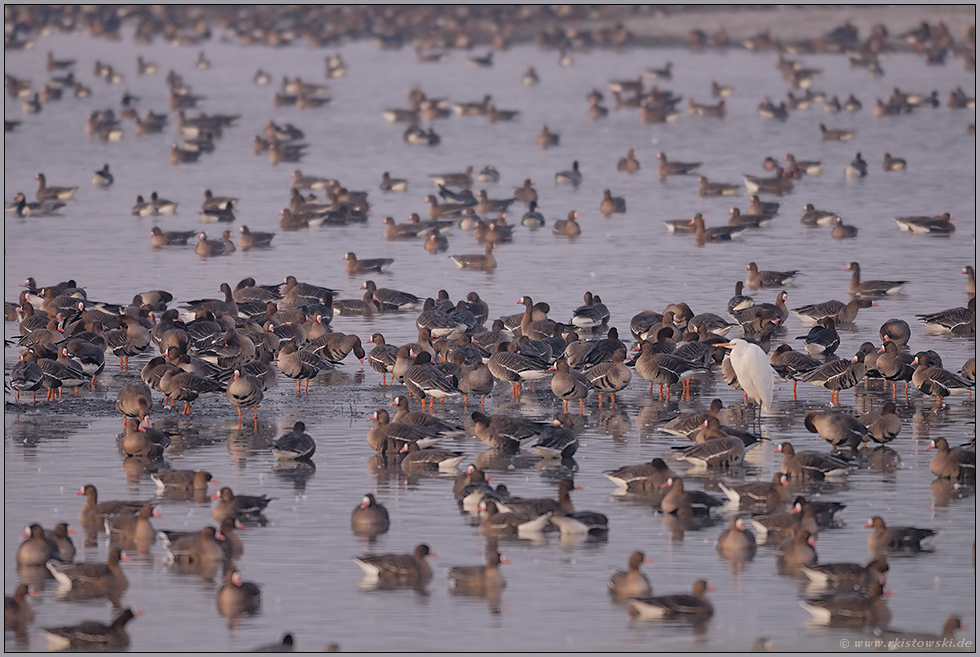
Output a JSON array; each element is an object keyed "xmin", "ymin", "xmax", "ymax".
[{"xmin": 718, "ymin": 339, "xmax": 774, "ymax": 411}]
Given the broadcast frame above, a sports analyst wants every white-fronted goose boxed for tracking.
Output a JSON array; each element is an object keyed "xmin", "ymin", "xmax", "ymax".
[
  {"xmin": 831, "ymin": 217, "xmax": 859, "ymax": 239},
  {"xmin": 211, "ymin": 487, "xmax": 274, "ymax": 523},
  {"xmin": 727, "ymin": 282, "xmax": 754, "ymax": 314},
  {"xmin": 915, "ymin": 297, "xmax": 975, "ymax": 334},
  {"xmin": 777, "ymin": 528, "xmax": 818, "ymax": 568},
  {"xmin": 366, "ymin": 333, "xmax": 398, "ymax": 384},
  {"xmin": 367, "ymin": 409, "xmax": 445, "ymax": 453},
  {"xmin": 115, "ymin": 381, "xmax": 152, "ymax": 425},
  {"xmin": 926, "ymin": 437, "xmax": 975, "ymax": 481},
  {"xmin": 727, "ymin": 207, "xmax": 771, "ymax": 228},
  {"xmin": 399, "ymin": 441, "xmax": 466, "ymax": 472},
  {"xmin": 600, "ymin": 189, "xmax": 626, "ymax": 215},
  {"xmin": 819, "ymin": 123, "xmax": 855, "ymax": 140},
  {"xmin": 689, "ymin": 213, "xmax": 746, "ymax": 243},
  {"xmin": 343, "ymin": 252, "xmax": 393, "ymax": 275},
  {"xmin": 217, "ymin": 570, "xmax": 261, "ymax": 617},
  {"xmin": 845, "ymin": 262, "xmax": 907, "ymax": 295},
  {"xmin": 699, "ymin": 176, "xmax": 740, "ymax": 197},
  {"xmin": 351, "ymin": 494, "xmax": 389, "ymax": 535},
  {"xmin": 962, "ymin": 265, "xmax": 975, "ymax": 296},
  {"xmin": 784, "ymin": 154, "xmax": 822, "ymax": 175},
  {"xmin": 46, "ymin": 547, "xmax": 129, "ymax": 597},
  {"xmin": 390, "ymin": 395, "xmax": 464, "ymax": 436},
  {"xmin": 775, "ymin": 442, "xmax": 849, "ymax": 480},
  {"xmin": 609, "ymin": 551, "xmax": 653, "ymax": 600},
  {"xmin": 719, "ymin": 473, "xmax": 789, "ymax": 514},
  {"xmin": 912, "ymin": 351, "xmax": 975, "ymax": 404},
  {"xmin": 865, "ymin": 516, "xmax": 936, "ymax": 553},
  {"xmin": 800, "ymin": 556, "xmax": 889, "ymax": 592},
  {"xmin": 805, "ymin": 410, "xmax": 868, "ymax": 448},
  {"xmin": 91, "ymin": 164, "xmax": 113, "ymax": 187},
  {"xmin": 800, "ymin": 203, "xmax": 839, "ymax": 226},
  {"xmin": 584, "ymin": 348, "xmax": 632, "ymax": 405},
  {"xmin": 150, "ymin": 470, "xmax": 214, "ymax": 495},
  {"xmin": 150, "ymin": 226, "xmax": 196, "ymax": 247},
  {"xmin": 449, "ymin": 234, "xmax": 499, "ymax": 265},
  {"xmin": 745, "ymin": 262, "xmax": 798, "ymax": 288},
  {"xmin": 628, "ymin": 580, "xmax": 714, "ymax": 621},
  {"xmin": 617, "ymin": 149, "xmax": 640, "ymax": 173},
  {"xmin": 660, "ymin": 477, "xmax": 724, "ymax": 518},
  {"xmin": 35, "ymin": 173, "xmax": 77, "ymax": 202},
  {"xmin": 535, "ymin": 126, "xmax": 559, "ymax": 148},
  {"xmin": 477, "ymin": 500, "xmax": 551, "ymax": 538},
  {"xmin": 226, "ymin": 369, "xmax": 263, "ymax": 421},
  {"xmin": 237, "ymin": 225, "xmax": 274, "ymax": 250},
  {"xmin": 796, "ymin": 317, "xmax": 840, "ymax": 356},
  {"xmin": 845, "ymin": 152, "xmax": 868, "ymax": 178},
  {"xmin": 271, "ymin": 421, "xmax": 316, "ymax": 460},
  {"xmin": 449, "ymin": 550, "xmax": 508, "ymax": 595},
  {"xmin": 403, "ymin": 352, "xmax": 459, "ymax": 409},
  {"xmin": 355, "ymin": 544, "xmax": 435, "ymax": 588},
  {"xmin": 882, "ymin": 152, "xmax": 907, "ymax": 170},
  {"xmin": 634, "ymin": 342, "xmax": 706, "ymax": 398},
  {"xmin": 550, "ymin": 359, "xmax": 591, "ymax": 411},
  {"xmin": 555, "ymin": 160, "xmax": 583, "ymax": 185},
  {"xmin": 659, "ymin": 399, "xmax": 726, "ymax": 439},
  {"xmin": 120, "ymin": 419, "xmax": 169, "ymax": 459},
  {"xmin": 553, "ymin": 210, "xmax": 582, "ymax": 236},
  {"xmin": 717, "ymin": 517, "xmax": 757, "ymax": 559},
  {"xmin": 487, "ymin": 342, "xmax": 550, "ymax": 398},
  {"xmin": 41, "ymin": 608, "xmax": 137, "ymax": 652},
  {"xmin": 797, "ymin": 351, "xmax": 866, "ymax": 403},
  {"xmin": 742, "ymin": 169, "xmax": 793, "ymax": 195},
  {"xmin": 656, "ymin": 152, "xmax": 701, "ymax": 177},
  {"xmin": 5, "ymin": 583, "xmax": 34, "ymax": 629},
  {"xmin": 17, "ymin": 524, "xmax": 57, "ymax": 567},
  {"xmin": 792, "ymin": 298, "xmax": 875, "ymax": 325},
  {"xmin": 860, "ymin": 402, "xmax": 902, "ymax": 444}
]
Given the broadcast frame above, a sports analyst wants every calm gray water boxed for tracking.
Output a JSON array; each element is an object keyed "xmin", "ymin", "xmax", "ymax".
[{"xmin": 4, "ymin": 25, "xmax": 976, "ymax": 653}]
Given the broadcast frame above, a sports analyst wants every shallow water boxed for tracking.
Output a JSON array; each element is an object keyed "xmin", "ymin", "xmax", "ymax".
[{"xmin": 4, "ymin": 26, "xmax": 977, "ymax": 653}]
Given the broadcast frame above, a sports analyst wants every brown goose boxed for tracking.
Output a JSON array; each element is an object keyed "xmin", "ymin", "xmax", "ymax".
[
  {"xmin": 656, "ymin": 152, "xmax": 701, "ymax": 177},
  {"xmin": 354, "ymin": 544, "xmax": 435, "ymax": 588},
  {"xmin": 150, "ymin": 470, "xmax": 214, "ymax": 496},
  {"xmin": 679, "ymin": 430, "xmax": 744, "ymax": 470},
  {"xmin": 470, "ymin": 411, "xmax": 547, "ymax": 453},
  {"xmin": 845, "ymin": 262, "xmax": 907, "ymax": 295},
  {"xmin": 476, "ymin": 189, "xmax": 514, "ymax": 214},
  {"xmin": 4, "ymin": 583, "xmax": 34, "ymax": 629},
  {"xmin": 399, "ymin": 441, "xmax": 466, "ymax": 472},
  {"xmin": 689, "ymin": 213, "xmax": 746, "ymax": 243},
  {"xmin": 158, "ymin": 369, "xmax": 225, "ymax": 415},
  {"xmin": 600, "ymin": 189, "xmax": 626, "ymax": 215},
  {"xmin": 237, "ymin": 225, "xmax": 274, "ymax": 250},
  {"xmin": 659, "ymin": 399, "xmax": 726, "ymax": 439},
  {"xmin": 448, "ymin": 550, "xmax": 508, "ymax": 595},
  {"xmin": 514, "ymin": 178, "xmax": 539, "ymax": 202},
  {"xmin": 16, "ymin": 524, "xmax": 56, "ymax": 567},
  {"xmin": 801, "ymin": 581, "xmax": 892, "ymax": 628},
  {"xmin": 450, "ymin": 242, "xmax": 497, "ymax": 270},
  {"xmin": 799, "ymin": 556, "xmax": 889, "ymax": 592},
  {"xmin": 774, "ymin": 442, "xmax": 849, "ymax": 480},
  {"xmin": 894, "ymin": 212, "xmax": 956, "ymax": 234},
  {"xmin": 628, "ymin": 580, "xmax": 714, "ymax": 621},
  {"xmin": 660, "ymin": 477, "xmax": 724, "ymax": 518},
  {"xmin": 120, "ymin": 418, "xmax": 169, "ymax": 459},
  {"xmin": 150, "ymin": 227, "xmax": 196, "ymax": 247},
  {"xmin": 796, "ymin": 351, "xmax": 867, "ymax": 403},
  {"xmin": 634, "ymin": 342, "xmax": 706, "ymax": 398}
]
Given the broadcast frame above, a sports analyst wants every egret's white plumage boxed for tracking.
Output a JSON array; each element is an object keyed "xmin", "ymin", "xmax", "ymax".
[{"xmin": 720, "ymin": 339, "xmax": 774, "ymax": 411}]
